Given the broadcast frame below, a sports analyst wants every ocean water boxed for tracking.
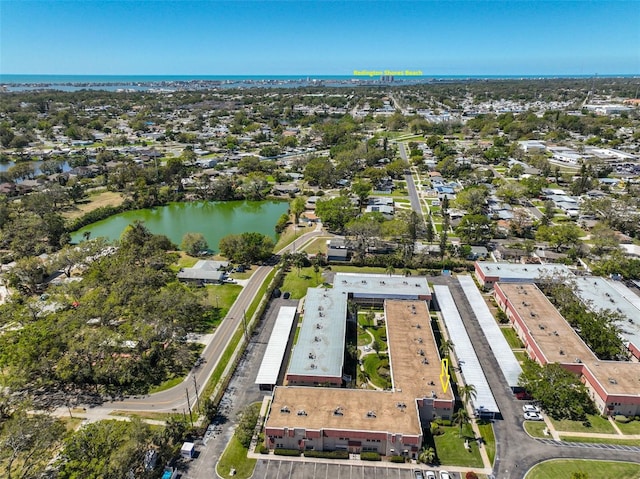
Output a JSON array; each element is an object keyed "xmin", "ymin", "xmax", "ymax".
[{"xmin": 1, "ymin": 73, "xmax": 636, "ymax": 92}]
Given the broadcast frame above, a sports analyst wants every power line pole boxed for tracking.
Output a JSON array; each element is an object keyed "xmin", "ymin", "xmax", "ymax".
[
  {"xmin": 243, "ymin": 308, "xmax": 249, "ymax": 342},
  {"xmin": 193, "ymin": 374, "xmax": 202, "ymax": 413},
  {"xmin": 185, "ymin": 388, "xmax": 194, "ymax": 428}
]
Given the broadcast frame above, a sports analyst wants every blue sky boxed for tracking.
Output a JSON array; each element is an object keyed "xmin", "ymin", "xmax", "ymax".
[{"xmin": 1, "ymin": 0, "xmax": 638, "ymax": 75}]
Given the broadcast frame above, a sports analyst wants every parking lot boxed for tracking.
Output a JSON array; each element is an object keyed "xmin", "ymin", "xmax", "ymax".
[{"xmin": 251, "ymin": 460, "xmax": 459, "ymax": 479}]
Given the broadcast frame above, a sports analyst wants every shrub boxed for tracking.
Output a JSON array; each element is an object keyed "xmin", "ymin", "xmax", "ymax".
[
  {"xmin": 389, "ymin": 455, "xmax": 406, "ymax": 463},
  {"xmin": 256, "ymin": 444, "xmax": 269, "ymax": 454},
  {"xmin": 615, "ymin": 415, "xmax": 631, "ymax": 423},
  {"xmin": 360, "ymin": 452, "xmax": 381, "ymax": 461},
  {"xmin": 274, "ymin": 448, "xmax": 301, "ymax": 456},
  {"xmin": 304, "ymin": 450, "xmax": 349, "ymax": 459},
  {"xmin": 466, "ymin": 472, "xmax": 479, "ymax": 479}
]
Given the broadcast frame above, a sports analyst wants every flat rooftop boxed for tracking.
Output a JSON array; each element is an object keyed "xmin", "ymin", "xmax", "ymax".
[
  {"xmin": 334, "ymin": 273, "xmax": 431, "ymax": 299},
  {"xmin": 255, "ymin": 306, "xmax": 298, "ymax": 386},
  {"xmin": 458, "ymin": 275, "xmax": 522, "ymax": 388},
  {"xmin": 268, "ymin": 386, "xmax": 421, "ymax": 435},
  {"xmin": 573, "ymin": 276, "xmax": 640, "ymax": 353},
  {"xmin": 385, "ymin": 300, "xmax": 452, "ymax": 402},
  {"xmin": 433, "ymin": 285, "xmax": 500, "ymax": 415},
  {"xmin": 499, "ymin": 283, "xmax": 640, "ymax": 397},
  {"xmin": 287, "ymin": 288, "xmax": 347, "ymax": 380},
  {"xmin": 477, "ymin": 262, "xmax": 573, "ymax": 281}
]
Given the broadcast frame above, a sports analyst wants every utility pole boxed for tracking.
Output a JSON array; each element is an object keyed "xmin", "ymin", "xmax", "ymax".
[
  {"xmin": 193, "ymin": 374, "xmax": 202, "ymax": 413},
  {"xmin": 185, "ymin": 388, "xmax": 194, "ymax": 427},
  {"xmin": 242, "ymin": 308, "xmax": 249, "ymax": 342}
]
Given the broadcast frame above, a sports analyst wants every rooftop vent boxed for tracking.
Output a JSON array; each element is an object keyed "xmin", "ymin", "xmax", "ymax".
[
  {"xmin": 554, "ymin": 331, "xmax": 559, "ymax": 336},
  {"xmin": 431, "ymin": 390, "xmax": 437, "ymax": 398},
  {"xmin": 522, "ymin": 301, "xmax": 529, "ymax": 307},
  {"xmin": 280, "ymin": 406, "xmax": 290, "ymax": 413},
  {"xmin": 314, "ymin": 336, "xmax": 320, "ymax": 342},
  {"xmin": 308, "ymin": 352, "xmax": 316, "ymax": 359},
  {"xmin": 380, "ymin": 281, "xmax": 385, "ymax": 285},
  {"xmin": 418, "ymin": 349, "xmax": 425, "ymax": 356},
  {"xmin": 403, "ymin": 281, "xmax": 408, "ymax": 285},
  {"xmin": 297, "ymin": 410, "xmax": 307, "ymax": 416},
  {"xmin": 416, "ymin": 323, "xmax": 422, "ymax": 329},
  {"xmin": 396, "ymin": 402, "xmax": 407, "ymax": 409},
  {"xmin": 366, "ymin": 410, "xmax": 376, "ymax": 418},
  {"xmin": 333, "ymin": 407, "xmax": 343, "ymax": 416},
  {"xmin": 316, "ymin": 323, "xmax": 322, "ymax": 329},
  {"xmin": 608, "ymin": 377, "xmax": 617, "ymax": 385},
  {"xmin": 538, "ymin": 323, "xmax": 544, "ymax": 330},
  {"xmin": 417, "ymin": 337, "xmax": 423, "ymax": 343},
  {"xmin": 361, "ymin": 280, "xmax": 367, "ymax": 284},
  {"xmin": 422, "ymin": 358, "xmax": 429, "ymax": 364},
  {"xmin": 559, "ymin": 349, "xmax": 565, "ymax": 355},
  {"xmin": 575, "ymin": 358, "xmax": 582, "ymax": 364},
  {"xmin": 310, "ymin": 363, "xmax": 316, "ymax": 369}
]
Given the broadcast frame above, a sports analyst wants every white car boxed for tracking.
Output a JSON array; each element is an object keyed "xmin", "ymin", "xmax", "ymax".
[
  {"xmin": 425, "ymin": 472, "xmax": 437, "ymax": 479},
  {"xmin": 439, "ymin": 472, "xmax": 451, "ymax": 479},
  {"xmin": 522, "ymin": 404, "xmax": 540, "ymax": 413},
  {"xmin": 524, "ymin": 411, "xmax": 543, "ymax": 421}
]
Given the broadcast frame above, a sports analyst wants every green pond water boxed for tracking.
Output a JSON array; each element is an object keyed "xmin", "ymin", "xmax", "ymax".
[{"xmin": 70, "ymin": 200, "xmax": 289, "ymax": 250}]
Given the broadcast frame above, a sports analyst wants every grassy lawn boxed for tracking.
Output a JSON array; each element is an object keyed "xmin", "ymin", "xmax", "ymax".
[
  {"xmin": 63, "ymin": 190, "xmax": 124, "ymax": 220},
  {"xmin": 281, "ymin": 266, "xmax": 323, "ymax": 299},
  {"xmin": 358, "ymin": 329, "xmax": 374, "ymax": 347},
  {"xmin": 561, "ymin": 436, "xmax": 640, "ymax": 446},
  {"xmin": 363, "ymin": 353, "xmax": 392, "ymax": 389},
  {"xmin": 331, "ymin": 265, "xmax": 420, "ymax": 276},
  {"xmin": 500, "ymin": 327, "xmax": 524, "ymax": 349},
  {"xmin": 616, "ymin": 419, "xmax": 640, "ymax": 435},
  {"xmin": 205, "ymin": 284, "xmax": 242, "ymax": 312},
  {"xmin": 549, "ymin": 414, "xmax": 616, "ymax": 434},
  {"xmin": 217, "ymin": 435, "xmax": 257, "ymax": 479},
  {"xmin": 476, "ymin": 420, "xmax": 496, "ymax": 466},
  {"xmin": 525, "ymin": 460, "xmax": 640, "ymax": 479},
  {"xmin": 524, "ymin": 421, "xmax": 549, "ymax": 438},
  {"xmin": 513, "ymin": 351, "xmax": 528, "ymax": 363},
  {"xmin": 274, "ymin": 223, "xmax": 312, "ymax": 251},
  {"xmin": 301, "ymin": 236, "xmax": 330, "ymax": 254},
  {"xmin": 432, "ymin": 424, "xmax": 484, "ymax": 468},
  {"xmin": 110, "ymin": 410, "xmax": 175, "ymax": 421}
]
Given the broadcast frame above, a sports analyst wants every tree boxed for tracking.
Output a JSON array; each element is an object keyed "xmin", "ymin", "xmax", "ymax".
[
  {"xmin": 518, "ymin": 359, "xmax": 597, "ymax": 421},
  {"xmin": 455, "ymin": 186, "xmax": 488, "ymax": 215},
  {"xmin": 290, "ymin": 196, "xmax": 306, "ymax": 224},
  {"xmin": 304, "ymin": 156, "xmax": 336, "ymax": 187},
  {"xmin": 418, "ymin": 446, "xmax": 436, "ymax": 465},
  {"xmin": 1, "ymin": 411, "xmax": 65, "ymax": 479},
  {"xmin": 459, "ymin": 384, "xmax": 477, "ymax": 406},
  {"xmin": 351, "ymin": 179, "xmax": 372, "ymax": 207},
  {"xmin": 219, "ymin": 232, "xmax": 274, "ymax": 264},
  {"xmin": 453, "ymin": 408, "xmax": 471, "ymax": 437},
  {"xmin": 385, "ymin": 264, "xmax": 395, "ymax": 276},
  {"xmin": 536, "ymin": 224, "xmax": 583, "ymax": 252},
  {"xmin": 589, "ymin": 223, "xmax": 619, "ymax": 257},
  {"xmin": 181, "ymin": 232, "xmax": 209, "ymax": 256},
  {"xmin": 456, "ymin": 214, "xmax": 494, "ymax": 245},
  {"xmin": 439, "ymin": 339, "xmax": 454, "ymax": 358},
  {"xmin": 315, "ymin": 195, "xmax": 358, "ymax": 233}
]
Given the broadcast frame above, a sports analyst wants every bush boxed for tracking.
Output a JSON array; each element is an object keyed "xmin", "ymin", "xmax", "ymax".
[
  {"xmin": 466, "ymin": 473, "xmax": 479, "ymax": 479},
  {"xmin": 304, "ymin": 450, "xmax": 349, "ymax": 459},
  {"xmin": 360, "ymin": 452, "xmax": 381, "ymax": 461},
  {"xmin": 389, "ymin": 455, "xmax": 406, "ymax": 463},
  {"xmin": 615, "ymin": 415, "xmax": 631, "ymax": 423},
  {"xmin": 256, "ymin": 444, "xmax": 269, "ymax": 454},
  {"xmin": 274, "ymin": 448, "xmax": 301, "ymax": 456}
]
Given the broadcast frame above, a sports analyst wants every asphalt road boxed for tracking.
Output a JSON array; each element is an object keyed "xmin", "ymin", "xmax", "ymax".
[
  {"xmin": 102, "ymin": 226, "xmax": 325, "ymax": 413},
  {"xmin": 398, "ymin": 142, "xmax": 423, "ymax": 220}
]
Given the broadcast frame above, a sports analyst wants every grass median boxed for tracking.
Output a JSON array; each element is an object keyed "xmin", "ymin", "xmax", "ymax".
[{"xmin": 525, "ymin": 459, "xmax": 640, "ymax": 479}]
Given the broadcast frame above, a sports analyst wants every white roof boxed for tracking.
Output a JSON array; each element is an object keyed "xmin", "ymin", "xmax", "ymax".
[
  {"xmin": 458, "ymin": 275, "xmax": 522, "ymax": 387},
  {"xmin": 433, "ymin": 285, "xmax": 499, "ymax": 415},
  {"xmin": 255, "ymin": 306, "xmax": 298, "ymax": 386}
]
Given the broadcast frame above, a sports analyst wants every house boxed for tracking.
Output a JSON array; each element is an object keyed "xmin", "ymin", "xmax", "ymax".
[
  {"xmin": 467, "ymin": 246, "xmax": 489, "ymax": 260},
  {"xmin": 327, "ymin": 237, "xmax": 349, "ymax": 262},
  {"xmin": 177, "ymin": 260, "xmax": 229, "ymax": 284}
]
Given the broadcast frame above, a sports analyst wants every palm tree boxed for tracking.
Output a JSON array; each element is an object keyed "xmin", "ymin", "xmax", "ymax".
[
  {"xmin": 418, "ymin": 446, "xmax": 436, "ymax": 465},
  {"xmin": 402, "ymin": 267, "xmax": 412, "ymax": 277},
  {"xmin": 453, "ymin": 408, "xmax": 471, "ymax": 438},
  {"xmin": 385, "ymin": 264, "xmax": 395, "ymax": 276},
  {"xmin": 459, "ymin": 384, "xmax": 477, "ymax": 406},
  {"xmin": 439, "ymin": 339, "xmax": 454, "ymax": 358}
]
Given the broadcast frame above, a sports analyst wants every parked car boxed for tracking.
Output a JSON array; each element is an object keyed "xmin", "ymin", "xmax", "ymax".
[
  {"xmin": 522, "ymin": 404, "xmax": 540, "ymax": 413},
  {"xmin": 283, "ymin": 291, "xmax": 291, "ymax": 299},
  {"xmin": 272, "ymin": 288, "xmax": 281, "ymax": 298},
  {"xmin": 414, "ymin": 471, "xmax": 424, "ymax": 479},
  {"xmin": 524, "ymin": 411, "xmax": 543, "ymax": 421},
  {"xmin": 425, "ymin": 472, "xmax": 437, "ymax": 479},
  {"xmin": 515, "ymin": 391, "xmax": 533, "ymax": 400},
  {"xmin": 439, "ymin": 471, "xmax": 451, "ymax": 479}
]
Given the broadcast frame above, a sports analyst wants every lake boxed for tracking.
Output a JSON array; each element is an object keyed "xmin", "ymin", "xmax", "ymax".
[{"xmin": 70, "ymin": 200, "xmax": 289, "ymax": 250}]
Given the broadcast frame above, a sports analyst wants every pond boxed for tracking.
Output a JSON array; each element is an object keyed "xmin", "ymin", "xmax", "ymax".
[{"xmin": 70, "ymin": 200, "xmax": 289, "ymax": 250}]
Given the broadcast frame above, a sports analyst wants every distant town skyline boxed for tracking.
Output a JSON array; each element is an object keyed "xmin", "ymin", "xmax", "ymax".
[{"xmin": 1, "ymin": 0, "xmax": 639, "ymax": 76}]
